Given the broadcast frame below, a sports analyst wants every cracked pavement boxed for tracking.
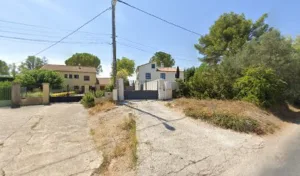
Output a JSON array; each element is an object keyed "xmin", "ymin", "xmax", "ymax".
[
  {"xmin": 128, "ymin": 100, "xmax": 264, "ymax": 176},
  {"xmin": 0, "ymin": 103, "xmax": 102, "ymax": 176}
]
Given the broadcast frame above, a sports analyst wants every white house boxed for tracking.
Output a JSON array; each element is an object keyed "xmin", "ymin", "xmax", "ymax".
[{"xmin": 135, "ymin": 62, "xmax": 184, "ymax": 90}]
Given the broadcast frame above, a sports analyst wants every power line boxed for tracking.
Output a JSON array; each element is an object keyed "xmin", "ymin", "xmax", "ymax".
[
  {"xmin": 33, "ymin": 7, "xmax": 111, "ymax": 56},
  {"xmin": 117, "ymin": 0, "xmax": 201, "ymax": 36},
  {"xmin": 0, "ymin": 35, "xmax": 111, "ymax": 45}
]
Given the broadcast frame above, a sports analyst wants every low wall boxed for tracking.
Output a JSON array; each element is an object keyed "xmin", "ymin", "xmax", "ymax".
[
  {"xmin": 21, "ymin": 97, "xmax": 43, "ymax": 106},
  {"xmin": 0, "ymin": 100, "xmax": 11, "ymax": 107}
]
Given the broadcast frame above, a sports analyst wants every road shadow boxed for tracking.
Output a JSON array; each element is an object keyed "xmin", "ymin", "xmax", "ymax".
[
  {"xmin": 270, "ymin": 103, "xmax": 300, "ymax": 124},
  {"xmin": 123, "ymin": 103, "xmax": 180, "ymax": 131}
]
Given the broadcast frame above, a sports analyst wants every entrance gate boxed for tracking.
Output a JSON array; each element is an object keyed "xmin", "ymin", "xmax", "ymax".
[{"xmin": 124, "ymin": 90, "xmax": 158, "ymax": 100}]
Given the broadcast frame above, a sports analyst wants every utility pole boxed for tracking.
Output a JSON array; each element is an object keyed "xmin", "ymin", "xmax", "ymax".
[{"xmin": 112, "ymin": 0, "xmax": 117, "ymax": 88}]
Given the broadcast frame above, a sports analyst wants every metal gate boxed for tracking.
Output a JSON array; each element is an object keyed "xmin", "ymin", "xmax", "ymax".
[
  {"xmin": 124, "ymin": 90, "xmax": 158, "ymax": 100},
  {"xmin": 0, "ymin": 86, "xmax": 11, "ymax": 107}
]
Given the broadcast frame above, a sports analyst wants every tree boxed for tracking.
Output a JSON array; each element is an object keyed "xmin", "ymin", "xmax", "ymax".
[
  {"xmin": 184, "ymin": 67, "xmax": 196, "ymax": 81},
  {"xmin": 195, "ymin": 12, "xmax": 269, "ymax": 65},
  {"xmin": 9, "ymin": 63, "xmax": 17, "ymax": 78},
  {"xmin": 0, "ymin": 60, "xmax": 9, "ymax": 75},
  {"xmin": 65, "ymin": 53, "xmax": 102, "ymax": 74},
  {"xmin": 292, "ymin": 36, "xmax": 300, "ymax": 53},
  {"xmin": 19, "ymin": 56, "xmax": 47, "ymax": 72},
  {"xmin": 15, "ymin": 69, "xmax": 63, "ymax": 89},
  {"xmin": 175, "ymin": 66, "xmax": 180, "ymax": 79},
  {"xmin": 149, "ymin": 51, "xmax": 175, "ymax": 67},
  {"xmin": 117, "ymin": 57, "xmax": 135, "ymax": 76},
  {"xmin": 117, "ymin": 69, "xmax": 129, "ymax": 86}
]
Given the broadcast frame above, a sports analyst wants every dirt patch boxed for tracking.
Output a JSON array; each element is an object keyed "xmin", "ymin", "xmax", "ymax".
[
  {"xmin": 88, "ymin": 106, "xmax": 137, "ymax": 176},
  {"xmin": 167, "ymin": 98, "xmax": 284, "ymax": 135},
  {"xmin": 88, "ymin": 101, "xmax": 116, "ymax": 115}
]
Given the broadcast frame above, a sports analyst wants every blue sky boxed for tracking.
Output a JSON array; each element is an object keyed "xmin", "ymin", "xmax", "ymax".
[{"xmin": 0, "ymin": 0, "xmax": 299, "ymax": 78}]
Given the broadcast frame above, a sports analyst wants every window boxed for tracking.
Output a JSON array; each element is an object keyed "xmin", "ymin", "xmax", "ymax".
[
  {"xmin": 151, "ymin": 64, "xmax": 155, "ymax": 69},
  {"xmin": 74, "ymin": 74, "xmax": 79, "ymax": 79},
  {"xmin": 64, "ymin": 74, "xmax": 68, "ymax": 78},
  {"xmin": 84, "ymin": 75, "xmax": 90, "ymax": 81},
  {"xmin": 74, "ymin": 86, "xmax": 79, "ymax": 90},
  {"xmin": 160, "ymin": 73, "xmax": 166, "ymax": 79},
  {"xmin": 145, "ymin": 73, "xmax": 151, "ymax": 79},
  {"xmin": 69, "ymin": 74, "xmax": 72, "ymax": 79}
]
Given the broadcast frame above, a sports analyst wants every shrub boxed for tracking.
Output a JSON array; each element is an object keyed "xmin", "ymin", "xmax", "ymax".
[
  {"xmin": 234, "ymin": 66, "xmax": 286, "ymax": 107},
  {"xmin": 104, "ymin": 84, "xmax": 114, "ymax": 92},
  {"xmin": 81, "ymin": 92, "xmax": 95, "ymax": 108},
  {"xmin": 94, "ymin": 90, "xmax": 104, "ymax": 98},
  {"xmin": 174, "ymin": 79, "xmax": 191, "ymax": 98},
  {"xmin": 0, "ymin": 81, "xmax": 12, "ymax": 87}
]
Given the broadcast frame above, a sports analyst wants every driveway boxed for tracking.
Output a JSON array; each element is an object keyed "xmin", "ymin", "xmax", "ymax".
[
  {"xmin": 0, "ymin": 103, "xmax": 101, "ymax": 176},
  {"xmin": 126, "ymin": 100, "xmax": 265, "ymax": 176}
]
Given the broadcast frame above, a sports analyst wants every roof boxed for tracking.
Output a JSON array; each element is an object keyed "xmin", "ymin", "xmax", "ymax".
[
  {"xmin": 136, "ymin": 62, "xmax": 153, "ymax": 72},
  {"xmin": 157, "ymin": 67, "xmax": 184, "ymax": 72},
  {"xmin": 41, "ymin": 64, "xmax": 97, "ymax": 73},
  {"xmin": 97, "ymin": 77, "xmax": 111, "ymax": 86}
]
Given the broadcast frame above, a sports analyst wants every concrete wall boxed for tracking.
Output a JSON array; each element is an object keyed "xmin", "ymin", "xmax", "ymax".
[
  {"xmin": 21, "ymin": 97, "xmax": 43, "ymax": 106},
  {"xmin": 57, "ymin": 71, "xmax": 97, "ymax": 90}
]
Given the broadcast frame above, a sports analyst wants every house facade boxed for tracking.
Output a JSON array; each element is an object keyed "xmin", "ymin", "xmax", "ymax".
[
  {"xmin": 135, "ymin": 62, "xmax": 184, "ymax": 90},
  {"xmin": 41, "ymin": 64, "xmax": 97, "ymax": 92}
]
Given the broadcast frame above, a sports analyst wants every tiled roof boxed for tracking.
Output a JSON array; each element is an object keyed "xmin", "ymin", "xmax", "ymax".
[
  {"xmin": 97, "ymin": 78, "xmax": 111, "ymax": 86},
  {"xmin": 41, "ymin": 64, "xmax": 97, "ymax": 73},
  {"xmin": 157, "ymin": 67, "xmax": 183, "ymax": 72}
]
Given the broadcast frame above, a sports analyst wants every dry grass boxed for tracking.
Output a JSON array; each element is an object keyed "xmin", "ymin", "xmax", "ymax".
[
  {"xmin": 88, "ymin": 107, "xmax": 137, "ymax": 176},
  {"xmin": 88, "ymin": 100, "xmax": 116, "ymax": 115},
  {"xmin": 168, "ymin": 98, "xmax": 283, "ymax": 135}
]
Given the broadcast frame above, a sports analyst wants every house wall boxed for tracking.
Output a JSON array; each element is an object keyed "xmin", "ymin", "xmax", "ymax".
[
  {"xmin": 57, "ymin": 71, "xmax": 97, "ymax": 90},
  {"xmin": 136, "ymin": 62, "xmax": 184, "ymax": 90}
]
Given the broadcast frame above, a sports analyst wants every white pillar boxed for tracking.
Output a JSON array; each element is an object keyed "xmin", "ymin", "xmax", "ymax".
[
  {"xmin": 118, "ymin": 78, "xmax": 124, "ymax": 101},
  {"xmin": 11, "ymin": 83, "xmax": 21, "ymax": 108},
  {"xmin": 158, "ymin": 80, "xmax": 165, "ymax": 100}
]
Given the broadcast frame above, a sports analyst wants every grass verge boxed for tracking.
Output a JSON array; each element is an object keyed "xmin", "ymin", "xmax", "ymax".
[
  {"xmin": 89, "ymin": 109, "xmax": 137, "ymax": 176},
  {"xmin": 88, "ymin": 100, "xmax": 116, "ymax": 115},
  {"xmin": 168, "ymin": 98, "xmax": 282, "ymax": 135}
]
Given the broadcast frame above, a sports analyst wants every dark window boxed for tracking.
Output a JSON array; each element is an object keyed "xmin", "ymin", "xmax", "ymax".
[
  {"xmin": 151, "ymin": 64, "xmax": 155, "ymax": 69},
  {"xmin": 69, "ymin": 74, "xmax": 72, "ymax": 79},
  {"xmin": 74, "ymin": 86, "xmax": 79, "ymax": 90},
  {"xmin": 64, "ymin": 74, "xmax": 68, "ymax": 78},
  {"xmin": 74, "ymin": 74, "xmax": 79, "ymax": 79},
  {"xmin": 145, "ymin": 73, "xmax": 151, "ymax": 79},
  {"xmin": 160, "ymin": 73, "xmax": 166, "ymax": 79},
  {"xmin": 84, "ymin": 76, "xmax": 90, "ymax": 81}
]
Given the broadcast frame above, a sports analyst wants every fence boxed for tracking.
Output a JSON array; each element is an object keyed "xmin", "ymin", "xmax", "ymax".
[
  {"xmin": 143, "ymin": 80, "xmax": 159, "ymax": 90},
  {"xmin": 0, "ymin": 86, "xmax": 11, "ymax": 107}
]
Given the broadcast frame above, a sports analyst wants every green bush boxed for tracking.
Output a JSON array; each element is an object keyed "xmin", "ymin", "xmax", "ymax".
[
  {"xmin": 94, "ymin": 90, "xmax": 104, "ymax": 98},
  {"xmin": 0, "ymin": 81, "xmax": 12, "ymax": 87},
  {"xmin": 174, "ymin": 79, "xmax": 191, "ymax": 98},
  {"xmin": 191, "ymin": 64, "xmax": 234, "ymax": 99},
  {"xmin": 81, "ymin": 92, "xmax": 95, "ymax": 108},
  {"xmin": 234, "ymin": 66, "xmax": 286, "ymax": 107},
  {"xmin": 104, "ymin": 84, "xmax": 114, "ymax": 92}
]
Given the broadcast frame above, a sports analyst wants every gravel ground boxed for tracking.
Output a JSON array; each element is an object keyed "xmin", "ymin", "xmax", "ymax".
[
  {"xmin": 0, "ymin": 103, "xmax": 101, "ymax": 176},
  {"xmin": 126, "ymin": 100, "xmax": 265, "ymax": 176}
]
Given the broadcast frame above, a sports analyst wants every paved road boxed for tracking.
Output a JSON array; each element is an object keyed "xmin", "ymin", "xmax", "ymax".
[
  {"xmin": 127, "ymin": 100, "xmax": 265, "ymax": 176},
  {"xmin": 0, "ymin": 104, "xmax": 101, "ymax": 176}
]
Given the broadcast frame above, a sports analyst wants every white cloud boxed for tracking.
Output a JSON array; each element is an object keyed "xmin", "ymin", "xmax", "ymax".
[{"xmin": 99, "ymin": 63, "xmax": 111, "ymax": 78}]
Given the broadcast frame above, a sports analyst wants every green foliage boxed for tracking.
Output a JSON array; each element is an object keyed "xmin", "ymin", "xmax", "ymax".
[
  {"xmin": 94, "ymin": 90, "xmax": 104, "ymax": 98},
  {"xmin": 117, "ymin": 57, "xmax": 135, "ymax": 76},
  {"xmin": 104, "ymin": 84, "xmax": 114, "ymax": 92},
  {"xmin": 174, "ymin": 79, "xmax": 191, "ymax": 98},
  {"xmin": 19, "ymin": 56, "xmax": 47, "ymax": 72},
  {"xmin": 0, "ymin": 81, "xmax": 11, "ymax": 87},
  {"xmin": 149, "ymin": 51, "xmax": 175, "ymax": 67},
  {"xmin": 184, "ymin": 67, "xmax": 196, "ymax": 81},
  {"xmin": 195, "ymin": 12, "xmax": 269, "ymax": 65},
  {"xmin": 9, "ymin": 63, "xmax": 17, "ymax": 78},
  {"xmin": 234, "ymin": 66, "xmax": 286, "ymax": 107},
  {"xmin": 65, "ymin": 53, "xmax": 102, "ymax": 73},
  {"xmin": 191, "ymin": 64, "xmax": 234, "ymax": 99},
  {"xmin": 0, "ymin": 60, "xmax": 9, "ymax": 75},
  {"xmin": 81, "ymin": 92, "xmax": 95, "ymax": 108},
  {"xmin": 15, "ymin": 69, "xmax": 63, "ymax": 89},
  {"xmin": 117, "ymin": 69, "xmax": 129, "ymax": 86}
]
